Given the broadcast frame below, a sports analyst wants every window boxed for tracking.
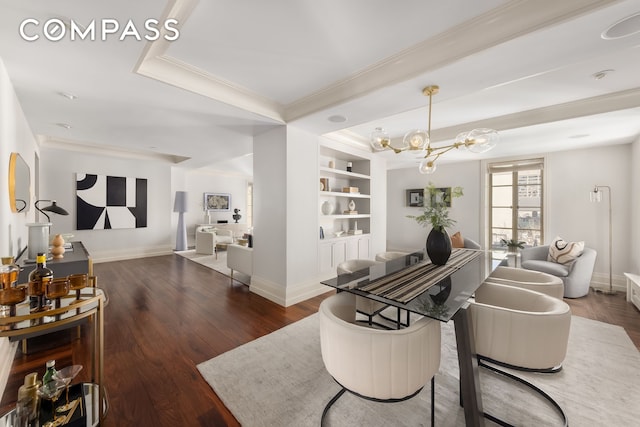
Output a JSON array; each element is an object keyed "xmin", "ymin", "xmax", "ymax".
[
  {"xmin": 489, "ymin": 159, "xmax": 544, "ymax": 250},
  {"xmin": 246, "ymin": 183, "xmax": 253, "ymax": 228}
]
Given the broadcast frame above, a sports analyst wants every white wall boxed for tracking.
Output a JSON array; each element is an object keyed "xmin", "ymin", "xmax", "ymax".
[
  {"xmin": 182, "ymin": 168, "xmax": 250, "ymax": 247},
  {"xmin": 0, "ymin": 57, "xmax": 34, "ymax": 406},
  {"xmin": 545, "ymin": 145, "xmax": 630, "ymax": 289},
  {"xmin": 252, "ymin": 126, "xmax": 288, "ymax": 296},
  {"xmin": 39, "ymin": 146, "xmax": 174, "ymax": 261},
  {"xmin": 386, "ymin": 144, "xmax": 633, "ymax": 291},
  {"xmin": 386, "ymin": 160, "xmax": 482, "ymax": 252},
  {"xmin": 632, "ymin": 136, "xmax": 640, "ymax": 274}
]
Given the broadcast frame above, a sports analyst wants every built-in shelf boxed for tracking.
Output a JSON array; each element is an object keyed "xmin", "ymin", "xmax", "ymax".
[
  {"xmin": 318, "ymin": 143, "xmax": 372, "ymax": 274},
  {"xmin": 319, "ymin": 167, "xmax": 371, "ymax": 180},
  {"xmin": 321, "ymin": 214, "xmax": 370, "ymax": 219},
  {"xmin": 320, "ymin": 191, "xmax": 370, "ymax": 198}
]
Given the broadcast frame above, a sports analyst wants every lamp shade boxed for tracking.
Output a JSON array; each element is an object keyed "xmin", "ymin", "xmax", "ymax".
[
  {"xmin": 40, "ymin": 201, "xmax": 69, "ymax": 216},
  {"xmin": 173, "ymin": 191, "xmax": 188, "ymax": 213},
  {"xmin": 35, "ymin": 199, "xmax": 69, "ymax": 222}
]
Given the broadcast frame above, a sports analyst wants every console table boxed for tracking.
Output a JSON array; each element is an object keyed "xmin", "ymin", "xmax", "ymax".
[
  {"xmin": 0, "ymin": 288, "xmax": 106, "ymax": 422},
  {"xmin": 16, "ymin": 241, "xmax": 92, "ymax": 284}
]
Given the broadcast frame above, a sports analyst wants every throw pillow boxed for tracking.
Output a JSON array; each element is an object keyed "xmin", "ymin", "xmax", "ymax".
[
  {"xmin": 547, "ymin": 236, "xmax": 584, "ymax": 264},
  {"xmin": 451, "ymin": 231, "xmax": 465, "ymax": 248}
]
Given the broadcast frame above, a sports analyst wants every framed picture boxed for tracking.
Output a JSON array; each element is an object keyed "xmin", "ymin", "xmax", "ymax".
[
  {"xmin": 204, "ymin": 193, "xmax": 231, "ymax": 211},
  {"xmin": 406, "ymin": 189, "xmax": 424, "ymax": 207},
  {"xmin": 429, "ymin": 187, "xmax": 452, "ymax": 207}
]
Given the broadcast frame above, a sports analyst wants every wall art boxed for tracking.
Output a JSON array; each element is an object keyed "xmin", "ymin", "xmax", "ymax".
[
  {"xmin": 76, "ymin": 173, "xmax": 147, "ymax": 230},
  {"xmin": 204, "ymin": 193, "xmax": 231, "ymax": 211}
]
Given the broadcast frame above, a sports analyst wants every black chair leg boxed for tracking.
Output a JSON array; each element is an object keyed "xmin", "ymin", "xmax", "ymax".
[
  {"xmin": 431, "ymin": 376, "xmax": 435, "ymax": 427},
  {"xmin": 321, "ymin": 388, "xmax": 346, "ymax": 426}
]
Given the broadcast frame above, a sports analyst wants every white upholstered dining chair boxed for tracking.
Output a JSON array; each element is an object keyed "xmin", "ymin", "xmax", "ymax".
[
  {"xmin": 468, "ymin": 281, "xmax": 572, "ymax": 425},
  {"xmin": 319, "ymin": 292, "xmax": 441, "ymax": 426},
  {"xmin": 336, "ymin": 259, "xmax": 386, "ymax": 327},
  {"xmin": 485, "ymin": 266, "xmax": 565, "ymax": 300},
  {"xmin": 470, "ymin": 281, "xmax": 571, "ymax": 372}
]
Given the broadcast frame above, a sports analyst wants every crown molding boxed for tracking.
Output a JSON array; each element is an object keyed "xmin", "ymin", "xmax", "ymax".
[
  {"xmin": 428, "ymin": 87, "xmax": 640, "ymax": 142},
  {"xmin": 134, "ymin": 0, "xmax": 284, "ymax": 123},
  {"xmin": 39, "ymin": 135, "xmax": 189, "ymax": 163}
]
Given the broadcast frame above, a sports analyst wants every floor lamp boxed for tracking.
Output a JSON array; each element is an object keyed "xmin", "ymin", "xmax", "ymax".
[
  {"xmin": 589, "ymin": 185, "xmax": 615, "ymax": 294},
  {"xmin": 174, "ymin": 191, "xmax": 188, "ymax": 251}
]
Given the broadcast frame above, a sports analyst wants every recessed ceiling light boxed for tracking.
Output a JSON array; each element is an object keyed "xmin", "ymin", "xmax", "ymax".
[
  {"xmin": 602, "ymin": 12, "xmax": 640, "ymax": 39},
  {"xmin": 328, "ymin": 115, "xmax": 347, "ymax": 123},
  {"xmin": 592, "ymin": 69, "xmax": 615, "ymax": 80},
  {"xmin": 56, "ymin": 123, "xmax": 72, "ymax": 130},
  {"xmin": 58, "ymin": 92, "xmax": 77, "ymax": 100}
]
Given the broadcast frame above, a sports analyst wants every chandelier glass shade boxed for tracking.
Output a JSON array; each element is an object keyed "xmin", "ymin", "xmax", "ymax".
[{"xmin": 370, "ymin": 85, "xmax": 499, "ymax": 174}]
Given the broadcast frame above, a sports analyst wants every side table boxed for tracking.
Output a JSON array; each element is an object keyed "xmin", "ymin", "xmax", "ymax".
[{"xmin": 624, "ymin": 273, "xmax": 640, "ymax": 312}]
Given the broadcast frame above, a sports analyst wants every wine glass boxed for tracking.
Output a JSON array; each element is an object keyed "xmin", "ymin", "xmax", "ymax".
[
  {"xmin": 37, "ymin": 379, "xmax": 69, "ymax": 427},
  {"xmin": 54, "ymin": 364, "xmax": 83, "ymax": 412}
]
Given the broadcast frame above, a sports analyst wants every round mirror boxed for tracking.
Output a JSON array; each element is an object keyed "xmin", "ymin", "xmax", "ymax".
[{"xmin": 8, "ymin": 152, "xmax": 30, "ymax": 212}]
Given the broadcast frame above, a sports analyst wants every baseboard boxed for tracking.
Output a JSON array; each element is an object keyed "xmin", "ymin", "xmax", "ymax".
[
  {"xmin": 589, "ymin": 272, "xmax": 626, "ymax": 294},
  {"xmin": 91, "ymin": 245, "xmax": 174, "ymax": 263},
  {"xmin": 250, "ymin": 275, "xmax": 334, "ymax": 307}
]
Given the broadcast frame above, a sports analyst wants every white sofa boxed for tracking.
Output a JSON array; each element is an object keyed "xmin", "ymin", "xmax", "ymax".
[
  {"xmin": 227, "ymin": 244, "xmax": 253, "ymax": 282},
  {"xmin": 195, "ymin": 226, "xmax": 234, "ymax": 257}
]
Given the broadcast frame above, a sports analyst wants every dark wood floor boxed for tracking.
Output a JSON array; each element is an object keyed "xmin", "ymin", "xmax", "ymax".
[{"xmin": 1, "ymin": 255, "xmax": 638, "ymax": 426}]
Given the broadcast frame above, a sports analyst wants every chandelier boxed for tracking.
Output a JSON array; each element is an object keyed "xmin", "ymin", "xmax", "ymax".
[{"xmin": 370, "ymin": 85, "xmax": 499, "ymax": 174}]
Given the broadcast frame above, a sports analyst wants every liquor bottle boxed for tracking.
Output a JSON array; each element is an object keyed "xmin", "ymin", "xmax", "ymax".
[
  {"xmin": 42, "ymin": 360, "xmax": 57, "ymax": 385},
  {"xmin": 28, "ymin": 253, "xmax": 53, "ymax": 311},
  {"xmin": 17, "ymin": 372, "xmax": 41, "ymax": 422}
]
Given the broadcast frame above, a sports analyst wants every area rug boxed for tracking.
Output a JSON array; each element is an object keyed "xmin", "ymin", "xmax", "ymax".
[
  {"xmin": 197, "ymin": 314, "xmax": 640, "ymax": 426},
  {"xmin": 175, "ymin": 249, "xmax": 251, "ymax": 285}
]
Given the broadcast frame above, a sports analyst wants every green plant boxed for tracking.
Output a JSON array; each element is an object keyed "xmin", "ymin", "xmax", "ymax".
[
  {"xmin": 500, "ymin": 238, "xmax": 525, "ymax": 249},
  {"xmin": 407, "ymin": 183, "xmax": 463, "ymax": 232}
]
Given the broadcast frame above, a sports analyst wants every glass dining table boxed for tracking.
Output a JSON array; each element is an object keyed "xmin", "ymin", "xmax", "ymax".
[{"xmin": 321, "ymin": 248, "xmax": 490, "ymax": 427}]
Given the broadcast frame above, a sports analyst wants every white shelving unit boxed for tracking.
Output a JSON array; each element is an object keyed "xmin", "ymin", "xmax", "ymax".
[{"xmin": 318, "ymin": 145, "xmax": 372, "ymax": 273}]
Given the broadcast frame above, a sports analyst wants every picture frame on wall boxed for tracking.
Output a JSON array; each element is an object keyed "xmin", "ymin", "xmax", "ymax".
[
  {"xmin": 204, "ymin": 193, "xmax": 231, "ymax": 211},
  {"xmin": 406, "ymin": 189, "xmax": 424, "ymax": 207}
]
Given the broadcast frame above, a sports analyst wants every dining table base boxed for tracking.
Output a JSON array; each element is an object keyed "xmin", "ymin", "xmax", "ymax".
[{"xmin": 453, "ymin": 304, "xmax": 485, "ymax": 426}]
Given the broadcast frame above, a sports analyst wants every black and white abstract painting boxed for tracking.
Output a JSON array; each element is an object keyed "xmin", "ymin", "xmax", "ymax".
[{"xmin": 76, "ymin": 173, "xmax": 147, "ymax": 230}]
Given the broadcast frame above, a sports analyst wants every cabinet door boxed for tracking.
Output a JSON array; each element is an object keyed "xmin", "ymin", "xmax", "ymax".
[
  {"xmin": 319, "ymin": 242, "xmax": 333, "ymax": 273},
  {"xmin": 357, "ymin": 236, "xmax": 370, "ymax": 259},
  {"xmin": 332, "ymin": 241, "xmax": 347, "ymax": 268},
  {"xmin": 346, "ymin": 238, "xmax": 358, "ymax": 260}
]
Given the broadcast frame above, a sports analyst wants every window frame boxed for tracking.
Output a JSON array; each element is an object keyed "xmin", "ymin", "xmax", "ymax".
[{"xmin": 488, "ymin": 158, "xmax": 544, "ymax": 250}]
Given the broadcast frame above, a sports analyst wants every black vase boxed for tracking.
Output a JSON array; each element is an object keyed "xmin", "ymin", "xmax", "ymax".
[{"xmin": 426, "ymin": 228, "xmax": 452, "ymax": 265}]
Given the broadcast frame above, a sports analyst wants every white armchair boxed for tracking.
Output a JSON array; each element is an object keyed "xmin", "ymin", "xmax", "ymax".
[{"xmin": 195, "ymin": 226, "xmax": 234, "ymax": 257}]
